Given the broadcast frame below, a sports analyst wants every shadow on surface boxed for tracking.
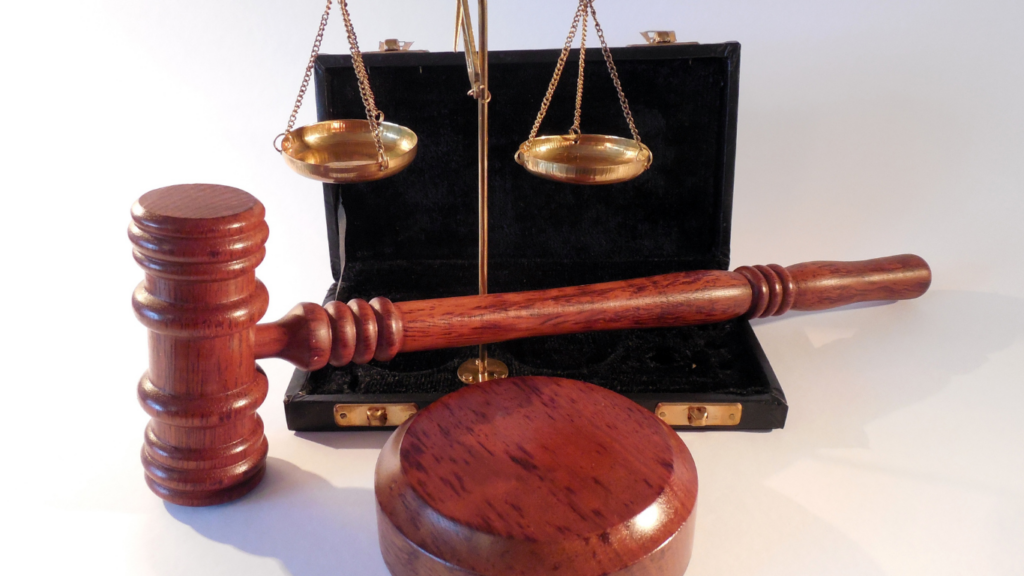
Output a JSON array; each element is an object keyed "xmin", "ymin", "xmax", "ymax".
[
  {"xmin": 751, "ymin": 298, "xmax": 897, "ymax": 325},
  {"xmin": 167, "ymin": 458, "xmax": 386, "ymax": 576},
  {"xmin": 294, "ymin": 430, "xmax": 392, "ymax": 451},
  {"xmin": 687, "ymin": 289, "xmax": 1024, "ymax": 575},
  {"xmin": 162, "ymin": 291, "xmax": 1023, "ymax": 576},
  {"xmin": 755, "ymin": 290, "xmax": 1024, "ymax": 447}
]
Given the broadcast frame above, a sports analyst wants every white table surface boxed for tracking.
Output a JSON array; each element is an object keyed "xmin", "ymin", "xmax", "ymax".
[{"xmin": 2, "ymin": 1, "xmax": 1021, "ymax": 574}]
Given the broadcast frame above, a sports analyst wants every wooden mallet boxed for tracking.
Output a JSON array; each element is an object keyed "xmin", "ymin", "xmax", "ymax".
[{"xmin": 130, "ymin": 184, "xmax": 929, "ymax": 574}]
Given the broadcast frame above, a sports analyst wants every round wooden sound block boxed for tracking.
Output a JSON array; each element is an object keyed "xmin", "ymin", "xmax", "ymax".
[{"xmin": 375, "ymin": 376, "xmax": 698, "ymax": 576}]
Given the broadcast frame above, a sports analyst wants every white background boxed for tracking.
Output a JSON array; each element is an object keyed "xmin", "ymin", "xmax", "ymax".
[{"xmin": 1, "ymin": 1, "xmax": 1022, "ymax": 574}]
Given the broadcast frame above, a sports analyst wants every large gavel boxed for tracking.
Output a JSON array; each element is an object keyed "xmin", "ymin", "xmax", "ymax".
[{"xmin": 130, "ymin": 184, "xmax": 930, "ymax": 506}]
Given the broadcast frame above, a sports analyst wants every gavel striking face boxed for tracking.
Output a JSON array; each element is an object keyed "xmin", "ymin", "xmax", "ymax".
[{"xmin": 130, "ymin": 184, "xmax": 930, "ymax": 574}]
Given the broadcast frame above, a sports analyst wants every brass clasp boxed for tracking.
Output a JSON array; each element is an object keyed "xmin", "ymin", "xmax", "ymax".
[
  {"xmin": 655, "ymin": 403, "xmax": 743, "ymax": 427},
  {"xmin": 333, "ymin": 404, "xmax": 418, "ymax": 427}
]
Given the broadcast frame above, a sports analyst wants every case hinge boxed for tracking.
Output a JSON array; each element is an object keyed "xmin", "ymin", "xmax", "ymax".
[
  {"xmin": 333, "ymin": 403, "xmax": 418, "ymax": 427},
  {"xmin": 656, "ymin": 403, "xmax": 742, "ymax": 427}
]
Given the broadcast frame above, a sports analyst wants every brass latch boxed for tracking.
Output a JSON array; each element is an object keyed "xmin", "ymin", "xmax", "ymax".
[
  {"xmin": 655, "ymin": 403, "xmax": 742, "ymax": 427},
  {"xmin": 333, "ymin": 403, "xmax": 418, "ymax": 427},
  {"xmin": 630, "ymin": 31, "xmax": 699, "ymax": 47},
  {"xmin": 379, "ymin": 39, "xmax": 414, "ymax": 52},
  {"xmin": 642, "ymin": 31, "xmax": 677, "ymax": 44}
]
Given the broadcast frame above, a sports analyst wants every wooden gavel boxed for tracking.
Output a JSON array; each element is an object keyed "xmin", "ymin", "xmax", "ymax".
[{"xmin": 130, "ymin": 184, "xmax": 931, "ymax": 506}]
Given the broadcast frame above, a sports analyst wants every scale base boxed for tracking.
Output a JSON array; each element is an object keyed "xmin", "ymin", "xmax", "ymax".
[{"xmin": 457, "ymin": 358, "xmax": 509, "ymax": 384}]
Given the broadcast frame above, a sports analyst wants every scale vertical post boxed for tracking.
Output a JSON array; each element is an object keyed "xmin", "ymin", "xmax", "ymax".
[
  {"xmin": 458, "ymin": 0, "xmax": 508, "ymax": 383},
  {"xmin": 477, "ymin": 0, "xmax": 489, "ymax": 370}
]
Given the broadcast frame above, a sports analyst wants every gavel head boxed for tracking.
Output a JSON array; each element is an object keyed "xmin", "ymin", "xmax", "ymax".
[
  {"xmin": 375, "ymin": 376, "xmax": 698, "ymax": 576},
  {"xmin": 129, "ymin": 184, "xmax": 270, "ymax": 506}
]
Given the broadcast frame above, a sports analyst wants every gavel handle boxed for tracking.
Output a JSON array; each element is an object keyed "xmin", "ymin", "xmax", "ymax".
[{"xmin": 255, "ymin": 254, "xmax": 931, "ymax": 371}]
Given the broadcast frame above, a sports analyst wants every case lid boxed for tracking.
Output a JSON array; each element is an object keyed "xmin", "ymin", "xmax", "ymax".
[{"xmin": 316, "ymin": 43, "xmax": 739, "ymax": 298}]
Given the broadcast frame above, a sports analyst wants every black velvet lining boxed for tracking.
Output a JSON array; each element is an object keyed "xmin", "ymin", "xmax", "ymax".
[
  {"xmin": 308, "ymin": 282, "xmax": 769, "ymax": 397},
  {"xmin": 300, "ymin": 44, "xmax": 770, "ymax": 400}
]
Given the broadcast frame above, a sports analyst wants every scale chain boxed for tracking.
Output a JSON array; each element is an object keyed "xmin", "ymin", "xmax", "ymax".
[
  {"xmin": 521, "ymin": 0, "xmax": 587, "ymax": 153},
  {"xmin": 570, "ymin": 4, "xmax": 588, "ymax": 139},
  {"xmin": 589, "ymin": 0, "xmax": 644, "ymax": 150},
  {"xmin": 281, "ymin": 0, "xmax": 332, "ymax": 144},
  {"xmin": 520, "ymin": 0, "xmax": 644, "ymax": 156},
  {"xmin": 339, "ymin": 0, "xmax": 388, "ymax": 169},
  {"xmin": 277, "ymin": 0, "xmax": 388, "ymax": 170}
]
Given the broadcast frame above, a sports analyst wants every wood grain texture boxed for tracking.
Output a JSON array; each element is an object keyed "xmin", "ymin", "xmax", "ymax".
[
  {"xmin": 375, "ymin": 376, "xmax": 698, "ymax": 576},
  {"xmin": 369, "ymin": 296, "xmax": 405, "ymax": 361},
  {"xmin": 735, "ymin": 254, "xmax": 931, "ymax": 318},
  {"xmin": 323, "ymin": 300, "xmax": 357, "ymax": 367},
  {"xmin": 396, "ymin": 271, "xmax": 751, "ymax": 353},
  {"xmin": 348, "ymin": 298, "xmax": 380, "ymax": 365},
  {"xmin": 255, "ymin": 297, "xmax": 401, "ymax": 369},
  {"xmin": 254, "ymin": 255, "xmax": 929, "ymax": 368},
  {"xmin": 130, "ymin": 184, "xmax": 270, "ymax": 507},
  {"xmin": 254, "ymin": 303, "xmax": 332, "ymax": 371}
]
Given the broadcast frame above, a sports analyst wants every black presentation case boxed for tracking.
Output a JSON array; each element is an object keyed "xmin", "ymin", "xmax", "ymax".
[{"xmin": 283, "ymin": 41, "xmax": 788, "ymax": 431}]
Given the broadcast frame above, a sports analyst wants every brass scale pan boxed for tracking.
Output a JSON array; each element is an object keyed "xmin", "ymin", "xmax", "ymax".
[
  {"xmin": 280, "ymin": 119, "xmax": 417, "ymax": 184},
  {"xmin": 517, "ymin": 133, "xmax": 652, "ymax": 185},
  {"xmin": 514, "ymin": 0, "xmax": 653, "ymax": 185},
  {"xmin": 276, "ymin": 0, "xmax": 418, "ymax": 185},
  {"xmin": 279, "ymin": 0, "xmax": 650, "ymax": 186}
]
